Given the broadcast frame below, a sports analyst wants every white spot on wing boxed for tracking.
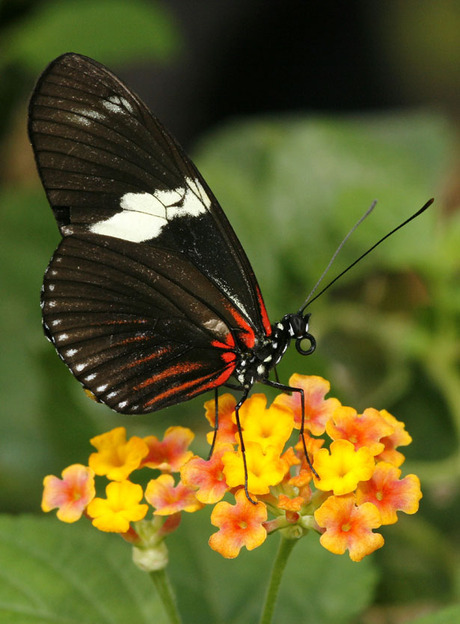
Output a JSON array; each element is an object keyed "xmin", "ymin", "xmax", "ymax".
[
  {"xmin": 88, "ymin": 178, "xmax": 211, "ymax": 243},
  {"xmin": 85, "ymin": 373, "xmax": 97, "ymax": 382},
  {"xmin": 65, "ymin": 348, "xmax": 78, "ymax": 357}
]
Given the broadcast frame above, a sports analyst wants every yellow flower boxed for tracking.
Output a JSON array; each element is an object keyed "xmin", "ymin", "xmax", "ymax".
[
  {"xmin": 237, "ymin": 393, "xmax": 294, "ymax": 452},
  {"xmin": 87, "ymin": 480, "xmax": 148, "ymax": 533},
  {"xmin": 223, "ymin": 442, "xmax": 288, "ymax": 495},
  {"xmin": 89, "ymin": 427, "xmax": 149, "ymax": 481},
  {"xmin": 313, "ymin": 439, "xmax": 375, "ymax": 495}
]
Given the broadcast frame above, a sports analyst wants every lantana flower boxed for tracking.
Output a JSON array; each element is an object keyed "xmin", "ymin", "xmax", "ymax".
[
  {"xmin": 314, "ymin": 494, "xmax": 384, "ymax": 562},
  {"xmin": 42, "ymin": 464, "xmax": 95, "ymax": 522},
  {"xmin": 145, "ymin": 474, "xmax": 203, "ymax": 515},
  {"xmin": 141, "ymin": 426, "xmax": 194, "ymax": 472},
  {"xmin": 42, "ymin": 374, "xmax": 422, "ymax": 565},
  {"xmin": 209, "ymin": 488, "xmax": 268, "ymax": 558},
  {"xmin": 356, "ymin": 461, "xmax": 422, "ymax": 524},
  {"xmin": 223, "ymin": 442, "xmax": 289, "ymax": 495},
  {"xmin": 87, "ymin": 480, "xmax": 148, "ymax": 533},
  {"xmin": 181, "ymin": 442, "xmax": 233, "ymax": 504},
  {"xmin": 326, "ymin": 406, "xmax": 394, "ymax": 456},
  {"xmin": 313, "ymin": 439, "xmax": 375, "ymax": 495},
  {"xmin": 89, "ymin": 427, "xmax": 149, "ymax": 481},
  {"xmin": 273, "ymin": 374, "xmax": 341, "ymax": 434}
]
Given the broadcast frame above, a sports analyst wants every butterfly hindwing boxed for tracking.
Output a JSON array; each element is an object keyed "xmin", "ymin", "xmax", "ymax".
[{"xmin": 42, "ymin": 233, "xmax": 239, "ymax": 412}]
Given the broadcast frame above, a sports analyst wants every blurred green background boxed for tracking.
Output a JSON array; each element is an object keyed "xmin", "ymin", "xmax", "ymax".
[{"xmin": 0, "ymin": 1, "xmax": 458, "ymax": 623}]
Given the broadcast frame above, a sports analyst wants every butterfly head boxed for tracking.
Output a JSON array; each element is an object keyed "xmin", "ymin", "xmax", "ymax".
[{"xmin": 279, "ymin": 312, "xmax": 316, "ymax": 357}]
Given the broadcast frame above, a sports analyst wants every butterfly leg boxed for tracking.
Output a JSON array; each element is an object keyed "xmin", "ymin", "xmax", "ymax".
[
  {"xmin": 234, "ymin": 389, "xmax": 258, "ymax": 505},
  {"xmin": 207, "ymin": 387, "xmax": 219, "ymax": 460},
  {"xmin": 263, "ymin": 379, "xmax": 319, "ymax": 478}
]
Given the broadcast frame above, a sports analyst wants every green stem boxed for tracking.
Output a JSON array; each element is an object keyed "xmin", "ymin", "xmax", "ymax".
[
  {"xmin": 259, "ymin": 534, "xmax": 297, "ymax": 624},
  {"xmin": 149, "ymin": 569, "xmax": 183, "ymax": 624}
]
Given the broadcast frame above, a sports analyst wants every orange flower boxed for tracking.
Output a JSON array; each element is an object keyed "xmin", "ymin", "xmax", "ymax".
[
  {"xmin": 315, "ymin": 494, "xmax": 384, "ymax": 562},
  {"xmin": 209, "ymin": 488, "xmax": 268, "ymax": 558},
  {"xmin": 142, "ymin": 426, "xmax": 194, "ymax": 472},
  {"xmin": 89, "ymin": 427, "xmax": 149, "ymax": 481},
  {"xmin": 145, "ymin": 474, "xmax": 203, "ymax": 515},
  {"xmin": 356, "ymin": 462, "xmax": 422, "ymax": 524},
  {"xmin": 376, "ymin": 410, "xmax": 412, "ymax": 467},
  {"xmin": 42, "ymin": 464, "xmax": 95, "ymax": 522},
  {"xmin": 181, "ymin": 443, "xmax": 232, "ymax": 504},
  {"xmin": 326, "ymin": 406, "xmax": 394, "ymax": 456},
  {"xmin": 274, "ymin": 374, "xmax": 341, "ymax": 435}
]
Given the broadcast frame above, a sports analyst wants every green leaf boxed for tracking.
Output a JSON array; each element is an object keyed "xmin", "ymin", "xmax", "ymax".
[
  {"xmin": 0, "ymin": 0, "xmax": 181, "ymax": 73},
  {"xmin": 0, "ymin": 515, "xmax": 167, "ymax": 623}
]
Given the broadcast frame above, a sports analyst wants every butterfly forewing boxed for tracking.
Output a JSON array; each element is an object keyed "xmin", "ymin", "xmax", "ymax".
[{"xmin": 30, "ymin": 53, "xmax": 273, "ymax": 412}]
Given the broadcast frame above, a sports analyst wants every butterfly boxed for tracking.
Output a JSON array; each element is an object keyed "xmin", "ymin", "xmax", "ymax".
[{"xmin": 29, "ymin": 53, "xmax": 317, "ymax": 429}]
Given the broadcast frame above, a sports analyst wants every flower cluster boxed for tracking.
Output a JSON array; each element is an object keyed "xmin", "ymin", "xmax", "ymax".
[{"xmin": 42, "ymin": 375, "xmax": 422, "ymax": 565}]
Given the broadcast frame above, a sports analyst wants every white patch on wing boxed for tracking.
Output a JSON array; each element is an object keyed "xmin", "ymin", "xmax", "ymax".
[
  {"xmin": 102, "ymin": 95, "xmax": 134, "ymax": 115},
  {"xmin": 203, "ymin": 318, "xmax": 228, "ymax": 336},
  {"xmin": 83, "ymin": 109, "xmax": 105, "ymax": 122},
  {"xmin": 88, "ymin": 178, "xmax": 211, "ymax": 243},
  {"xmin": 67, "ymin": 106, "xmax": 106, "ymax": 125}
]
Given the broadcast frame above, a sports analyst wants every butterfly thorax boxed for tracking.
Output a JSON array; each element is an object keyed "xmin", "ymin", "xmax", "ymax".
[{"xmin": 233, "ymin": 312, "xmax": 315, "ymax": 390}]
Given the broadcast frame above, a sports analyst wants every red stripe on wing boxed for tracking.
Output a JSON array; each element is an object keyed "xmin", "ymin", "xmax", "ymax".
[
  {"xmin": 256, "ymin": 284, "xmax": 272, "ymax": 337},
  {"xmin": 142, "ymin": 362, "xmax": 235, "ymax": 410}
]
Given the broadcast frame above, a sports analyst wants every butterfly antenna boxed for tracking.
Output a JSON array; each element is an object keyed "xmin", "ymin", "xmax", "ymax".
[
  {"xmin": 299, "ymin": 198, "xmax": 434, "ymax": 313},
  {"xmin": 298, "ymin": 199, "xmax": 378, "ymax": 313}
]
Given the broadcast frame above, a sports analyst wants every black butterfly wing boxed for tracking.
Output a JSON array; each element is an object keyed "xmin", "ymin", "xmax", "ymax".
[
  {"xmin": 29, "ymin": 53, "xmax": 275, "ymax": 413},
  {"xmin": 42, "ymin": 232, "xmax": 239, "ymax": 413},
  {"xmin": 29, "ymin": 53, "xmax": 272, "ymax": 344}
]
